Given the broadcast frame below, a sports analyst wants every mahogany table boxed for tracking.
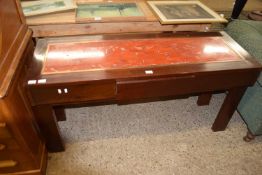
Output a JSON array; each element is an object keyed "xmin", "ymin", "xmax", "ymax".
[{"xmin": 25, "ymin": 32, "xmax": 261, "ymax": 152}]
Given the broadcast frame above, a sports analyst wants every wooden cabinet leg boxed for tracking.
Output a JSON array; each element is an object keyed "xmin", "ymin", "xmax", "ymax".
[
  {"xmin": 197, "ymin": 93, "xmax": 212, "ymax": 106},
  {"xmin": 212, "ymin": 87, "xmax": 247, "ymax": 131},
  {"xmin": 54, "ymin": 106, "xmax": 66, "ymax": 121},
  {"xmin": 33, "ymin": 105, "xmax": 65, "ymax": 152}
]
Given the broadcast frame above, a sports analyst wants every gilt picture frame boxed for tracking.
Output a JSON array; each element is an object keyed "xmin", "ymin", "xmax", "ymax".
[
  {"xmin": 147, "ymin": 1, "xmax": 227, "ymax": 24},
  {"xmin": 21, "ymin": 0, "xmax": 76, "ymax": 17}
]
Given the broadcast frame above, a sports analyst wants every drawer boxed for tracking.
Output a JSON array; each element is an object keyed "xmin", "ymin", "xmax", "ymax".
[
  {"xmin": 29, "ymin": 81, "xmax": 116, "ymax": 105},
  {"xmin": 0, "ymin": 138, "xmax": 20, "ymax": 151},
  {"xmin": 117, "ymin": 75, "xmax": 196, "ymax": 101},
  {"xmin": 0, "ymin": 123, "xmax": 12, "ymax": 139},
  {"xmin": 0, "ymin": 150, "xmax": 37, "ymax": 173},
  {"xmin": 116, "ymin": 70, "xmax": 260, "ymax": 102}
]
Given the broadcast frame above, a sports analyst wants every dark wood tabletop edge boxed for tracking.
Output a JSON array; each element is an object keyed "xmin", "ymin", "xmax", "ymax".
[
  {"xmin": 25, "ymin": 59, "xmax": 262, "ymax": 86},
  {"xmin": 25, "ymin": 65, "xmax": 261, "ymax": 88},
  {"xmin": 38, "ymin": 31, "xmax": 223, "ymax": 43}
]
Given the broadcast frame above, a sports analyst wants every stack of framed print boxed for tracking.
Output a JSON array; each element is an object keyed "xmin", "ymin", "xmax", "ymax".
[
  {"xmin": 21, "ymin": 0, "xmax": 76, "ymax": 17},
  {"xmin": 21, "ymin": 0, "xmax": 216, "ymax": 37},
  {"xmin": 147, "ymin": 1, "xmax": 227, "ymax": 24}
]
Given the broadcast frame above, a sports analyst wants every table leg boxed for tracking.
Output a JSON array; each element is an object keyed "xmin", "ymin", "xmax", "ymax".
[
  {"xmin": 197, "ymin": 93, "xmax": 212, "ymax": 106},
  {"xmin": 231, "ymin": 0, "xmax": 248, "ymax": 19},
  {"xmin": 212, "ymin": 87, "xmax": 247, "ymax": 131},
  {"xmin": 54, "ymin": 106, "xmax": 66, "ymax": 121},
  {"xmin": 33, "ymin": 105, "xmax": 65, "ymax": 152}
]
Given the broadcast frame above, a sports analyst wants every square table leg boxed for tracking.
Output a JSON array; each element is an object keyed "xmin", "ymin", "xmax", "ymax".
[
  {"xmin": 197, "ymin": 93, "xmax": 212, "ymax": 106},
  {"xmin": 33, "ymin": 105, "xmax": 65, "ymax": 152},
  {"xmin": 54, "ymin": 106, "xmax": 66, "ymax": 121},
  {"xmin": 212, "ymin": 87, "xmax": 247, "ymax": 131}
]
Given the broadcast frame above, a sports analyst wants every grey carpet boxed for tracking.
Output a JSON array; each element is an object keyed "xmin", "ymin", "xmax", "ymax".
[
  {"xmin": 59, "ymin": 94, "xmax": 240, "ymax": 143},
  {"xmin": 47, "ymin": 94, "xmax": 262, "ymax": 175}
]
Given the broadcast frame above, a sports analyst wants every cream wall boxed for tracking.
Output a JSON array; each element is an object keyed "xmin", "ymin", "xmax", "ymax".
[{"xmin": 200, "ymin": 0, "xmax": 262, "ymax": 11}]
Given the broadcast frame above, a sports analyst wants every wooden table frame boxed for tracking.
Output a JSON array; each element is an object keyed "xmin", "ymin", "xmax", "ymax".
[{"xmin": 25, "ymin": 32, "xmax": 261, "ymax": 152}]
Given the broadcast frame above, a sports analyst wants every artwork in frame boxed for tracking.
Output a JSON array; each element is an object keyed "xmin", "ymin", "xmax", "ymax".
[
  {"xmin": 147, "ymin": 1, "xmax": 227, "ymax": 24},
  {"xmin": 76, "ymin": 2, "xmax": 145, "ymax": 22},
  {"xmin": 21, "ymin": 0, "xmax": 76, "ymax": 17}
]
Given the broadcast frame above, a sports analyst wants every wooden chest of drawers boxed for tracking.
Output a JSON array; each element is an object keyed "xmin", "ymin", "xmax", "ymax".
[
  {"xmin": 0, "ymin": 1, "xmax": 47, "ymax": 174},
  {"xmin": 0, "ymin": 39, "xmax": 47, "ymax": 174}
]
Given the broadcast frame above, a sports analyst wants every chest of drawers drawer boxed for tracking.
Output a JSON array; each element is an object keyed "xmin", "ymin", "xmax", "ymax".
[
  {"xmin": 28, "ymin": 81, "xmax": 116, "ymax": 105},
  {"xmin": 0, "ymin": 150, "xmax": 37, "ymax": 174}
]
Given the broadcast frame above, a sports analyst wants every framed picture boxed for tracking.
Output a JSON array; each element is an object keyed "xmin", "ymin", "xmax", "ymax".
[
  {"xmin": 21, "ymin": 0, "xmax": 76, "ymax": 17},
  {"xmin": 147, "ymin": 1, "xmax": 227, "ymax": 24},
  {"xmin": 76, "ymin": 2, "xmax": 146, "ymax": 22}
]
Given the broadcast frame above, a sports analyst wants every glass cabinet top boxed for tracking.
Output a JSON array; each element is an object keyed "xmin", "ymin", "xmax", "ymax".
[{"xmin": 37, "ymin": 36, "xmax": 241, "ymax": 75}]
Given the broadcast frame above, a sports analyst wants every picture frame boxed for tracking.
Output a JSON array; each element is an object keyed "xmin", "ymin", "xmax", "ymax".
[
  {"xmin": 147, "ymin": 1, "xmax": 227, "ymax": 24},
  {"xmin": 76, "ymin": 1, "xmax": 146, "ymax": 22},
  {"xmin": 21, "ymin": 0, "xmax": 76, "ymax": 17}
]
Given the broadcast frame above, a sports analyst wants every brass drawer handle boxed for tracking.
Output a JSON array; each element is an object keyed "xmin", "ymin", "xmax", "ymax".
[
  {"xmin": 0, "ymin": 144, "xmax": 6, "ymax": 150},
  {"xmin": 0, "ymin": 160, "xmax": 18, "ymax": 168},
  {"xmin": 0, "ymin": 123, "xmax": 6, "ymax": 128}
]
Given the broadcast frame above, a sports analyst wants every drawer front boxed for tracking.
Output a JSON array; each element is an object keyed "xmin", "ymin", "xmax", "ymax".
[
  {"xmin": 29, "ymin": 81, "xmax": 116, "ymax": 105},
  {"xmin": 0, "ymin": 123, "xmax": 12, "ymax": 139},
  {"xmin": 117, "ymin": 70, "xmax": 260, "ymax": 102},
  {"xmin": 117, "ymin": 76, "xmax": 196, "ymax": 101},
  {"xmin": 0, "ymin": 151, "xmax": 37, "ymax": 173}
]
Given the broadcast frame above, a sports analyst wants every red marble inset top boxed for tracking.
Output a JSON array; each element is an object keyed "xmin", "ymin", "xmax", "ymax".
[{"xmin": 42, "ymin": 37, "xmax": 241, "ymax": 74}]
